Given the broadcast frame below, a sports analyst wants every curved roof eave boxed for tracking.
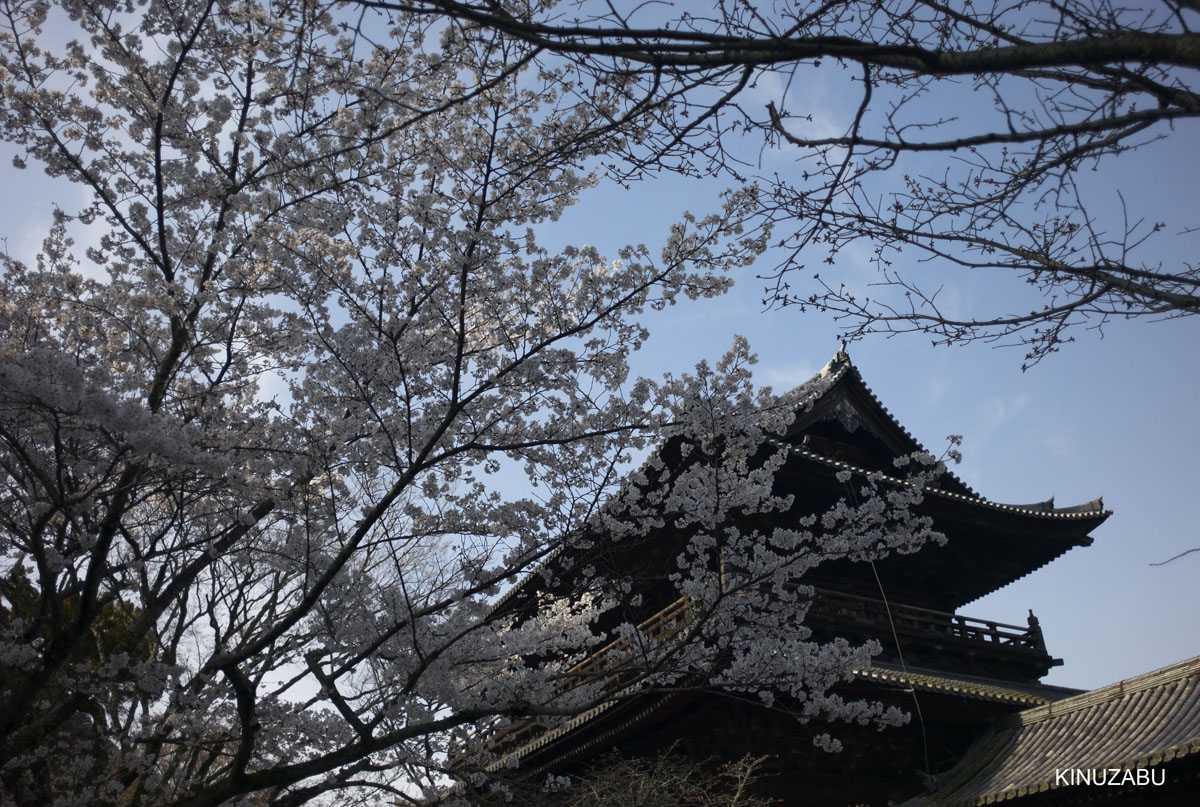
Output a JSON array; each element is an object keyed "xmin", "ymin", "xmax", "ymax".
[{"xmin": 783, "ymin": 439, "xmax": 1111, "ymax": 524}]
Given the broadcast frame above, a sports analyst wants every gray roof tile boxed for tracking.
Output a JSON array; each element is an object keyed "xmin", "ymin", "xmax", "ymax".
[{"xmin": 908, "ymin": 656, "xmax": 1200, "ymax": 806}]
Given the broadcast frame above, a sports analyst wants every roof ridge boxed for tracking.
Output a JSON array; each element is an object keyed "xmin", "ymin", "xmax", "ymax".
[
  {"xmin": 907, "ymin": 655, "xmax": 1200, "ymax": 806},
  {"xmin": 1008, "ymin": 654, "xmax": 1200, "ymax": 728}
]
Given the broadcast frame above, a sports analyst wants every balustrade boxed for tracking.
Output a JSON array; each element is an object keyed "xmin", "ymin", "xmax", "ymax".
[{"xmin": 459, "ymin": 588, "xmax": 1048, "ymax": 760}]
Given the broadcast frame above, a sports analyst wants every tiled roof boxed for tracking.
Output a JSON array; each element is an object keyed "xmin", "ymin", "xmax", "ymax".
[
  {"xmin": 855, "ymin": 664, "xmax": 1083, "ymax": 707},
  {"xmin": 783, "ymin": 440, "xmax": 1109, "ymax": 522},
  {"xmin": 789, "ymin": 351, "xmax": 1109, "ymax": 522},
  {"xmin": 906, "ymin": 656, "xmax": 1200, "ymax": 806}
]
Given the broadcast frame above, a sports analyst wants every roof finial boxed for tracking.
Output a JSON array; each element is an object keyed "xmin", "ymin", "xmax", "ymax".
[{"xmin": 837, "ymin": 340, "xmax": 849, "ymax": 362}]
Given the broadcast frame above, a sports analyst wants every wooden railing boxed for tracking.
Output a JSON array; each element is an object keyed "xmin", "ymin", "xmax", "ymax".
[
  {"xmin": 556, "ymin": 596, "xmax": 692, "ymax": 689},
  {"xmin": 459, "ymin": 588, "xmax": 1047, "ymax": 761},
  {"xmin": 807, "ymin": 588, "xmax": 1048, "ymax": 655}
]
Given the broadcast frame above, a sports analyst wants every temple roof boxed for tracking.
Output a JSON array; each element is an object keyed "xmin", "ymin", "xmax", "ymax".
[
  {"xmin": 905, "ymin": 656, "xmax": 1200, "ymax": 806},
  {"xmin": 787, "ymin": 349, "xmax": 1108, "ymax": 520},
  {"xmin": 781, "ymin": 351, "xmax": 1110, "ymax": 610}
]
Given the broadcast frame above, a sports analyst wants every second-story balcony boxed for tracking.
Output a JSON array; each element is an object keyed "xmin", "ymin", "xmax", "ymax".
[
  {"xmin": 459, "ymin": 587, "xmax": 1056, "ymax": 763},
  {"xmin": 806, "ymin": 587, "xmax": 1059, "ymax": 682}
]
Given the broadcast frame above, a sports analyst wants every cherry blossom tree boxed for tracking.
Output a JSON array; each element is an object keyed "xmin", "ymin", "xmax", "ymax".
[{"xmin": 0, "ymin": 2, "xmax": 942, "ymax": 805}]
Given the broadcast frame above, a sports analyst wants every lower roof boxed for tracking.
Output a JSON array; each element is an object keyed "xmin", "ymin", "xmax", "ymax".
[
  {"xmin": 904, "ymin": 655, "xmax": 1200, "ymax": 806},
  {"xmin": 856, "ymin": 663, "xmax": 1083, "ymax": 707},
  {"xmin": 478, "ymin": 662, "xmax": 1085, "ymax": 778}
]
